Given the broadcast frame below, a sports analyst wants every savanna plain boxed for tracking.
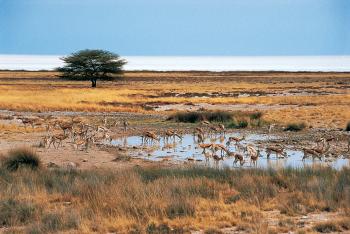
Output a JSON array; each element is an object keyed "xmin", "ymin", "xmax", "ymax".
[{"xmin": 0, "ymin": 71, "xmax": 350, "ymax": 233}]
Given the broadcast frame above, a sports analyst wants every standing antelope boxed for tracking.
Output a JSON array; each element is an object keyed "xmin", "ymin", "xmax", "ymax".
[
  {"xmin": 212, "ymin": 154, "xmax": 223, "ymax": 167},
  {"xmin": 194, "ymin": 127, "xmax": 204, "ymax": 135},
  {"xmin": 268, "ymin": 124, "xmax": 275, "ymax": 133},
  {"xmin": 217, "ymin": 124, "xmax": 226, "ymax": 135},
  {"xmin": 266, "ymin": 146, "xmax": 287, "ymax": 158},
  {"xmin": 209, "ymin": 125, "xmax": 221, "ymax": 136},
  {"xmin": 198, "ymin": 143, "xmax": 212, "ymax": 153},
  {"xmin": 211, "ymin": 144, "xmax": 228, "ymax": 157},
  {"xmin": 164, "ymin": 129, "xmax": 182, "ymax": 142},
  {"xmin": 123, "ymin": 120, "xmax": 129, "ymax": 132},
  {"xmin": 227, "ymin": 136, "xmax": 245, "ymax": 145},
  {"xmin": 203, "ymin": 152, "xmax": 211, "ymax": 163},
  {"xmin": 247, "ymin": 145, "xmax": 260, "ymax": 167},
  {"xmin": 227, "ymin": 151, "xmax": 245, "ymax": 167},
  {"xmin": 311, "ymin": 138, "xmax": 330, "ymax": 159},
  {"xmin": 201, "ymin": 120, "xmax": 210, "ymax": 126},
  {"xmin": 57, "ymin": 121, "xmax": 74, "ymax": 136},
  {"xmin": 196, "ymin": 133, "xmax": 205, "ymax": 143},
  {"xmin": 302, "ymin": 148, "xmax": 322, "ymax": 161}
]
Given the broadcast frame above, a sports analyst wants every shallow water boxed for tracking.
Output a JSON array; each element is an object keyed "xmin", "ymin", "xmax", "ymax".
[
  {"xmin": 109, "ymin": 133, "xmax": 349, "ymax": 170},
  {"xmin": 2, "ymin": 55, "xmax": 350, "ymax": 72}
]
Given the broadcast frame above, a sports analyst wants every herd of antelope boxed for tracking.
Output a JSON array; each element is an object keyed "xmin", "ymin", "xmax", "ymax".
[
  {"xmin": 14, "ymin": 115, "xmax": 129, "ymax": 151},
  {"xmin": 138, "ymin": 120, "xmax": 350, "ymax": 167},
  {"xmin": 3, "ymin": 114, "xmax": 350, "ymax": 168}
]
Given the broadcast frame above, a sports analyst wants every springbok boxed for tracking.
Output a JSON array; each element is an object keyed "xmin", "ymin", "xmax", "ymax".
[
  {"xmin": 123, "ymin": 120, "xmax": 129, "ymax": 132},
  {"xmin": 194, "ymin": 127, "xmax": 204, "ymax": 135},
  {"xmin": 227, "ymin": 136, "xmax": 245, "ymax": 145},
  {"xmin": 141, "ymin": 131, "xmax": 159, "ymax": 144},
  {"xmin": 198, "ymin": 143, "xmax": 212, "ymax": 153},
  {"xmin": 164, "ymin": 129, "xmax": 182, "ymax": 142},
  {"xmin": 247, "ymin": 145, "xmax": 261, "ymax": 167},
  {"xmin": 302, "ymin": 148, "xmax": 322, "ymax": 161},
  {"xmin": 212, "ymin": 154, "xmax": 224, "ymax": 167},
  {"xmin": 266, "ymin": 146, "xmax": 287, "ymax": 158},
  {"xmin": 196, "ymin": 133, "xmax": 205, "ymax": 143},
  {"xmin": 211, "ymin": 144, "xmax": 228, "ymax": 156},
  {"xmin": 227, "ymin": 152, "xmax": 245, "ymax": 167}
]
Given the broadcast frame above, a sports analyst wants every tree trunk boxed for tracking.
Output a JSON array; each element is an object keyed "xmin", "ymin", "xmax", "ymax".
[{"xmin": 91, "ymin": 78, "xmax": 97, "ymax": 88}]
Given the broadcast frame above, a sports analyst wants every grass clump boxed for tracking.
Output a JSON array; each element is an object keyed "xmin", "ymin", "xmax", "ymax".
[
  {"xmin": 249, "ymin": 111, "xmax": 263, "ymax": 120},
  {"xmin": 40, "ymin": 212, "xmax": 79, "ymax": 233},
  {"xmin": 227, "ymin": 119, "xmax": 249, "ymax": 129},
  {"xmin": 166, "ymin": 199, "xmax": 195, "ymax": 219},
  {"xmin": 0, "ymin": 199, "xmax": 36, "ymax": 227},
  {"xmin": 284, "ymin": 122, "xmax": 306, "ymax": 132},
  {"xmin": 312, "ymin": 219, "xmax": 350, "ymax": 233},
  {"xmin": 346, "ymin": 121, "xmax": 350, "ymax": 131},
  {"xmin": 168, "ymin": 111, "xmax": 232, "ymax": 123},
  {"xmin": 313, "ymin": 222, "xmax": 340, "ymax": 233},
  {"xmin": 1, "ymin": 148, "xmax": 41, "ymax": 171}
]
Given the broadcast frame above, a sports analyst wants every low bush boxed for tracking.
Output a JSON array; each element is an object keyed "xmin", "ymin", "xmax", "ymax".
[
  {"xmin": 39, "ymin": 212, "xmax": 79, "ymax": 232},
  {"xmin": 227, "ymin": 119, "xmax": 248, "ymax": 129},
  {"xmin": 167, "ymin": 111, "xmax": 232, "ymax": 123},
  {"xmin": 346, "ymin": 121, "xmax": 350, "ymax": 131},
  {"xmin": 0, "ymin": 199, "xmax": 36, "ymax": 227},
  {"xmin": 1, "ymin": 148, "xmax": 41, "ymax": 171},
  {"xmin": 166, "ymin": 199, "xmax": 195, "ymax": 219},
  {"xmin": 284, "ymin": 123, "xmax": 306, "ymax": 132},
  {"xmin": 249, "ymin": 111, "xmax": 263, "ymax": 120},
  {"xmin": 313, "ymin": 222, "xmax": 340, "ymax": 233}
]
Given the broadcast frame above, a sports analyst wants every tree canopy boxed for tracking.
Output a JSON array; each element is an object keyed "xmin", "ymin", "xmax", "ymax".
[{"xmin": 58, "ymin": 49, "xmax": 127, "ymax": 87}]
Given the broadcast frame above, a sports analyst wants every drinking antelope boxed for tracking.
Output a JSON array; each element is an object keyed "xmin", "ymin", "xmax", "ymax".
[{"xmin": 141, "ymin": 131, "xmax": 159, "ymax": 144}]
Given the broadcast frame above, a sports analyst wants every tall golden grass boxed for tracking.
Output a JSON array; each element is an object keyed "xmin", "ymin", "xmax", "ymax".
[
  {"xmin": 0, "ymin": 71, "xmax": 349, "ymax": 127},
  {"xmin": 0, "ymin": 154, "xmax": 349, "ymax": 233}
]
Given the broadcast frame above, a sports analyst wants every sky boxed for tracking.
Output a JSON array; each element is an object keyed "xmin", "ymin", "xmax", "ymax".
[{"xmin": 0, "ymin": 0, "xmax": 349, "ymax": 56}]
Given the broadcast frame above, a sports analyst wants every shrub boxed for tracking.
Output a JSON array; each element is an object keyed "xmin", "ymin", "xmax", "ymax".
[
  {"xmin": 167, "ymin": 111, "xmax": 232, "ymax": 123},
  {"xmin": 284, "ymin": 123, "xmax": 306, "ymax": 132},
  {"xmin": 40, "ymin": 212, "xmax": 79, "ymax": 232},
  {"xmin": 249, "ymin": 112, "xmax": 263, "ymax": 120},
  {"xmin": 237, "ymin": 120, "xmax": 249, "ymax": 128},
  {"xmin": 313, "ymin": 222, "xmax": 340, "ymax": 233},
  {"xmin": 227, "ymin": 120, "xmax": 249, "ymax": 129},
  {"xmin": 166, "ymin": 200, "xmax": 195, "ymax": 219},
  {"xmin": 205, "ymin": 228, "xmax": 224, "ymax": 234},
  {"xmin": 0, "ymin": 199, "xmax": 36, "ymax": 227},
  {"xmin": 2, "ymin": 148, "xmax": 41, "ymax": 171},
  {"xmin": 346, "ymin": 121, "xmax": 350, "ymax": 131}
]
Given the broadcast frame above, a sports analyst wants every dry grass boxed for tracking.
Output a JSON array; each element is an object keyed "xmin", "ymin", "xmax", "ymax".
[
  {"xmin": 0, "ymin": 71, "xmax": 349, "ymax": 127},
  {"xmin": 0, "ymin": 155, "xmax": 349, "ymax": 233}
]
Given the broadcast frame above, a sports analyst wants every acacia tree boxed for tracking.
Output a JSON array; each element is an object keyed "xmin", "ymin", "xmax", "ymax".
[{"xmin": 58, "ymin": 49, "xmax": 127, "ymax": 87}]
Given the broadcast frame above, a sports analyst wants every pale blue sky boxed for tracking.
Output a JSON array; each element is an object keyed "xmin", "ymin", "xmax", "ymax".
[{"xmin": 0, "ymin": 0, "xmax": 349, "ymax": 55}]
